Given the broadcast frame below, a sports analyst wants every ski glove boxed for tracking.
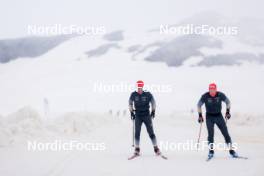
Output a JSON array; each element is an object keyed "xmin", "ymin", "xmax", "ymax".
[
  {"xmin": 130, "ymin": 111, "xmax": 136, "ymax": 120},
  {"xmin": 198, "ymin": 113, "xmax": 204, "ymax": 123},
  {"xmin": 150, "ymin": 110, "xmax": 155, "ymax": 119},
  {"xmin": 225, "ymin": 109, "xmax": 231, "ymax": 120}
]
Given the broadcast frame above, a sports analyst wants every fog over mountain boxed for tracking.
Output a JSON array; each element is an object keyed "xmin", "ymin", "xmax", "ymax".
[
  {"xmin": 0, "ymin": 12, "xmax": 263, "ymax": 67},
  {"xmin": 0, "ymin": 35, "xmax": 73, "ymax": 63},
  {"xmin": 198, "ymin": 53, "xmax": 264, "ymax": 66},
  {"xmin": 103, "ymin": 30, "xmax": 124, "ymax": 42},
  {"xmin": 144, "ymin": 35, "xmax": 222, "ymax": 66},
  {"xmin": 86, "ymin": 43, "xmax": 121, "ymax": 58}
]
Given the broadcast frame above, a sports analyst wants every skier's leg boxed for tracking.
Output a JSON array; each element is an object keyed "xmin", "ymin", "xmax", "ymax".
[
  {"xmin": 206, "ymin": 116, "xmax": 215, "ymax": 154},
  {"xmin": 215, "ymin": 114, "xmax": 236, "ymax": 156},
  {"xmin": 143, "ymin": 115, "xmax": 161, "ymax": 154},
  {"xmin": 134, "ymin": 116, "xmax": 143, "ymax": 147},
  {"xmin": 143, "ymin": 115, "xmax": 157, "ymax": 146},
  {"xmin": 215, "ymin": 114, "xmax": 232, "ymax": 144}
]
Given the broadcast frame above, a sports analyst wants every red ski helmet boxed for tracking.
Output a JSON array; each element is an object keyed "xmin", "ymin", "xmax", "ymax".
[
  {"xmin": 209, "ymin": 83, "xmax": 217, "ymax": 97},
  {"xmin": 136, "ymin": 80, "xmax": 144, "ymax": 88},
  {"xmin": 209, "ymin": 83, "xmax": 217, "ymax": 91}
]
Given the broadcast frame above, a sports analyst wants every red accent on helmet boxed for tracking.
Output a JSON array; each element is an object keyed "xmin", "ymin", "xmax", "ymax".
[
  {"xmin": 209, "ymin": 83, "xmax": 217, "ymax": 90},
  {"xmin": 136, "ymin": 80, "xmax": 144, "ymax": 88}
]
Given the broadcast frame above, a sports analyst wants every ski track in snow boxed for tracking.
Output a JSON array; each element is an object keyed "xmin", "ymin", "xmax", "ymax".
[{"xmin": 0, "ymin": 111, "xmax": 264, "ymax": 176}]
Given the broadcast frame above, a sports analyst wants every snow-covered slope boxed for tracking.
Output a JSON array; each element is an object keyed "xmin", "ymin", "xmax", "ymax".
[{"xmin": 0, "ymin": 30, "xmax": 264, "ymax": 116}]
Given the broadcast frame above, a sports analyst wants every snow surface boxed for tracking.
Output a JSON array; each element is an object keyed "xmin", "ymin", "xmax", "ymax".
[{"xmin": 0, "ymin": 107, "xmax": 263, "ymax": 176}]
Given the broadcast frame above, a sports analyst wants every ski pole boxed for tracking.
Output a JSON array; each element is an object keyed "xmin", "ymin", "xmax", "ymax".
[
  {"xmin": 132, "ymin": 119, "xmax": 135, "ymax": 147},
  {"xmin": 196, "ymin": 122, "xmax": 202, "ymax": 150}
]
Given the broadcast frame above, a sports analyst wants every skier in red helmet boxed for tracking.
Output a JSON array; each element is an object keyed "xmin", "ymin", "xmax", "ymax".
[
  {"xmin": 129, "ymin": 80, "xmax": 161, "ymax": 157},
  {"xmin": 197, "ymin": 83, "xmax": 238, "ymax": 160}
]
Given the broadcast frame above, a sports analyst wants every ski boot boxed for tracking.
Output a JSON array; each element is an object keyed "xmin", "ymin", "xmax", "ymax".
[
  {"xmin": 134, "ymin": 147, "xmax": 140, "ymax": 156},
  {"xmin": 154, "ymin": 146, "xmax": 161, "ymax": 155},
  {"xmin": 229, "ymin": 149, "xmax": 238, "ymax": 158},
  {"xmin": 128, "ymin": 147, "xmax": 140, "ymax": 160},
  {"xmin": 154, "ymin": 146, "xmax": 168, "ymax": 159},
  {"xmin": 208, "ymin": 150, "xmax": 214, "ymax": 159}
]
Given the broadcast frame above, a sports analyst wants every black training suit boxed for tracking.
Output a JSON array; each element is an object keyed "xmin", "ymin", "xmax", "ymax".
[
  {"xmin": 197, "ymin": 92, "xmax": 232, "ymax": 150},
  {"xmin": 129, "ymin": 91, "xmax": 157, "ymax": 146}
]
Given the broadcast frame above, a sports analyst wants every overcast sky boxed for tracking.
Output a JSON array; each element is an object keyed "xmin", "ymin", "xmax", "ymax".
[{"xmin": 1, "ymin": 0, "xmax": 263, "ymax": 38}]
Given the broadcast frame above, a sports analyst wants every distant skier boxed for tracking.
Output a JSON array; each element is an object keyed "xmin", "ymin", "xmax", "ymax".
[
  {"xmin": 197, "ymin": 83, "xmax": 238, "ymax": 159},
  {"xmin": 129, "ymin": 80, "xmax": 160, "ymax": 157}
]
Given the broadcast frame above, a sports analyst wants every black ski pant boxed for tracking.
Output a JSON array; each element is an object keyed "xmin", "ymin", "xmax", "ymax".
[
  {"xmin": 134, "ymin": 114, "xmax": 157, "ymax": 147},
  {"xmin": 206, "ymin": 113, "xmax": 232, "ymax": 152}
]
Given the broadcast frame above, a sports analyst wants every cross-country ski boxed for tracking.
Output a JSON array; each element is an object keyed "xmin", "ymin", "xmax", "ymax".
[{"xmin": 128, "ymin": 154, "xmax": 140, "ymax": 160}]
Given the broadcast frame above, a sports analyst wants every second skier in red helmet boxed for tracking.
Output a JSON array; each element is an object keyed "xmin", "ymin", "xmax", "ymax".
[{"xmin": 197, "ymin": 83, "xmax": 238, "ymax": 159}]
